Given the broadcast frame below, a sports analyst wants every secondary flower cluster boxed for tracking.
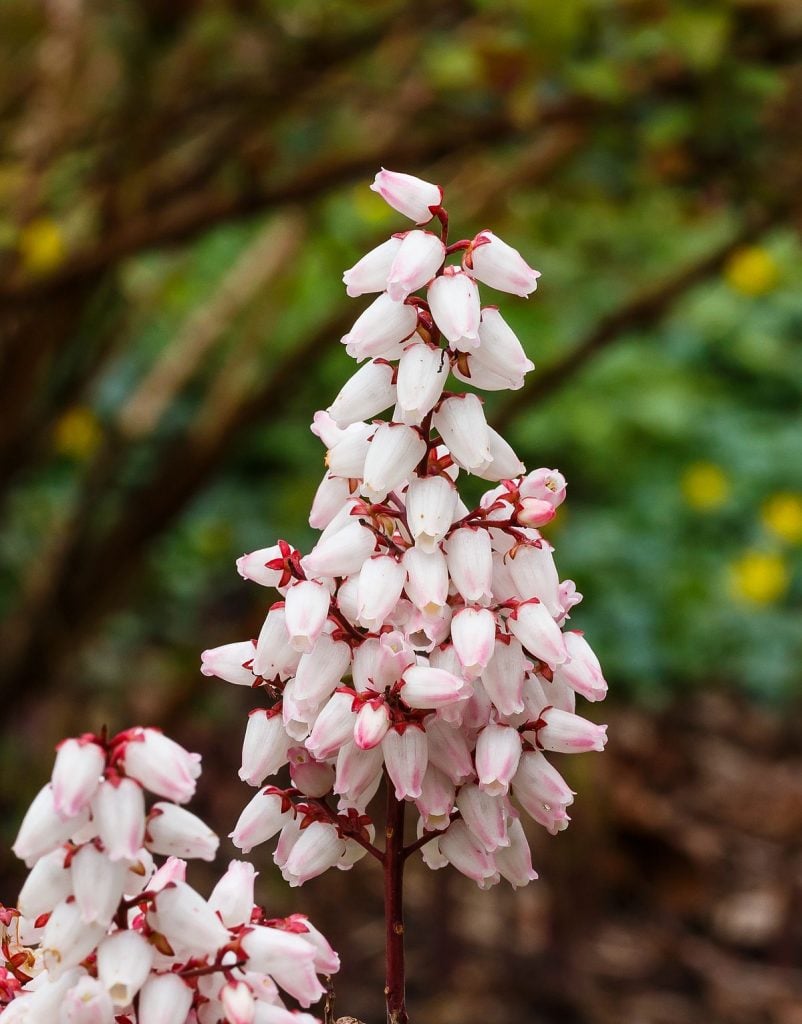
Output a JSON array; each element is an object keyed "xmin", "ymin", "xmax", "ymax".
[
  {"xmin": 1, "ymin": 729, "xmax": 338, "ymax": 1024},
  {"xmin": 201, "ymin": 168, "xmax": 608, "ymax": 890}
]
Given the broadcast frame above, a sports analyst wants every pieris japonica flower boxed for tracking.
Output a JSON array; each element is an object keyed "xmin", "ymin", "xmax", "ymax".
[
  {"xmin": 196, "ymin": 167, "xmax": 608, "ymax": 1024},
  {"xmin": 0, "ymin": 727, "xmax": 338, "ymax": 1024}
]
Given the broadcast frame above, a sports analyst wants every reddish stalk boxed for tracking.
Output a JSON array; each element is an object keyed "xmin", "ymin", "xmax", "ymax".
[{"xmin": 384, "ymin": 784, "xmax": 408, "ymax": 1024}]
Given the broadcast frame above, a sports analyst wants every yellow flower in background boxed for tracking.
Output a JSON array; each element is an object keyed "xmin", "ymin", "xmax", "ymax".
[
  {"xmin": 729, "ymin": 550, "xmax": 789, "ymax": 605},
  {"xmin": 18, "ymin": 217, "xmax": 65, "ymax": 275},
  {"xmin": 761, "ymin": 493, "xmax": 802, "ymax": 545},
  {"xmin": 681, "ymin": 462, "xmax": 730, "ymax": 511},
  {"xmin": 724, "ymin": 245, "xmax": 779, "ymax": 296},
  {"xmin": 54, "ymin": 407, "xmax": 103, "ymax": 460}
]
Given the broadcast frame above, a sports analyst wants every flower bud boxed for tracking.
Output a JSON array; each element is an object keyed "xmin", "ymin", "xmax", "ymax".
[
  {"xmin": 239, "ymin": 925, "xmax": 324, "ymax": 1006},
  {"xmin": 405, "ymin": 475, "xmax": 458, "ymax": 552},
  {"xmin": 327, "ymin": 359, "xmax": 396, "ymax": 427},
  {"xmin": 239, "ymin": 709, "xmax": 291, "ymax": 787},
  {"xmin": 341, "ymin": 293, "xmax": 418, "ymax": 361},
  {"xmin": 146, "ymin": 802, "xmax": 219, "ymax": 861},
  {"xmin": 396, "ymin": 342, "xmax": 448, "ymax": 424},
  {"xmin": 309, "ymin": 472, "xmax": 352, "ymax": 530},
  {"xmin": 427, "ymin": 269, "xmax": 481, "ymax": 346},
  {"xmin": 51, "ymin": 738, "xmax": 105, "ymax": 820},
  {"xmin": 402, "ymin": 545, "xmax": 449, "ymax": 613},
  {"xmin": 284, "ymin": 580, "xmax": 331, "ymax": 653},
  {"xmin": 552, "ymin": 631, "xmax": 607, "ymax": 701},
  {"xmin": 71, "ymin": 843, "xmax": 127, "ymax": 924},
  {"xmin": 445, "ymin": 527, "xmax": 493, "ymax": 604},
  {"xmin": 41, "ymin": 898, "xmax": 106, "ymax": 978},
  {"xmin": 424, "ymin": 718, "xmax": 474, "ymax": 784},
  {"xmin": 253, "ymin": 606, "xmax": 302, "ymax": 680},
  {"xmin": 305, "ymin": 691, "xmax": 358, "ymax": 761},
  {"xmin": 473, "ymin": 427, "xmax": 525, "ymax": 482},
  {"xmin": 507, "ymin": 599, "xmax": 566, "ymax": 669},
  {"xmin": 97, "ymin": 929, "xmax": 154, "ymax": 1006},
  {"xmin": 324, "ymin": 421, "xmax": 373, "ymax": 479},
  {"xmin": 230, "ymin": 788, "xmax": 294, "ymax": 854},
  {"xmin": 537, "ymin": 707, "xmax": 607, "ymax": 754},
  {"xmin": 333, "ymin": 740, "xmax": 384, "ymax": 806},
  {"xmin": 414, "ymin": 764, "xmax": 455, "ymax": 831},
  {"xmin": 382, "ymin": 726, "xmax": 428, "ymax": 800},
  {"xmin": 121, "ymin": 728, "xmax": 201, "ymax": 804},
  {"xmin": 200, "ymin": 641, "xmax": 257, "ymax": 686},
  {"xmin": 137, "ymin": 972, "xmax": 194, "ymax": 1024},
  {"xmin": 370, "ymin": 169, "xmax": 442, "ymax": 225},
  {"xmin": 386, "ymin": 230, "xmax": 445, "ymax": 301},
  {"xmin": 353, "ymin": 699, "xmax": 391, "ymax": 749},
  {"xmin": 433, "ymin": 394, "xmax": 492, "ymax": 473},
  {"xmin": 494, "ymin": 815, "xmax": 539, "ymax": 889},
  {"xmin": 17, "ymin": 846, "xmax": 71, "ymax": 919},
  {"xmin": 300, "ymin": 521, "xmax": 376, "ymax": 579},
  {"xmin": 467, "ymin": 230, "xmax": 540, "ymax": 296},
  {"xmin": 236, "ymin": 544, "xmax": 291, "ymax": 588},
  {"xmin": 400, "ymin": 665, "xmax": 469, "ymax": 709},
  {"xmin": 12, "ymin": 784, "xmax": 90, "ymax": 867},
  {"xmin": 438, "ymin": 820, "xmax": 499, "ymax": 888},
  {"xmin": 361, "ymin": 422, "xmax": 426, "ymax": 502},
  {"xmin": 456, "ymin": 784, "xmax": 509, "ymax": 852},
  {"xmin": 154, "ymin": 881, "xmax": 230, "ymax": 956},
  {"xmin": 480, "ymin": 637, "xmax": 526, "ymax": 715},
  {"xmin": 204, "ymin": 860, "xmax": 256, "ymax": 930},
  {"xmin": 293, "ymin": 635, "xmax": 352, "ymax": 713},
  {"xmin": 281, "ymin": 821, "xmax": 345, "ymax": 888},
  {"xmin": 450, "ymin": 607, "xmax": 496, "ymax": 679},
  {"xmin": 506, "ymin": 541, "xmax": 561, "ymax": 616},
  {"xmin": 355, "ymin": 554, "xmax": 406, "ymax": 631},
  {"xmin": 475, "ymin": 720, "xmax": 522, "ymax": 796},
  {"xmin": 342, "ymin": 235, "xmax": 402, "ymax": 296}
]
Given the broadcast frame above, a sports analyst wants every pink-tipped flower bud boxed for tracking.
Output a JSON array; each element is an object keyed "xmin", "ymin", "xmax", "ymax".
[
  {"xmin": 137, "ymin": 972, "xmax": 193, "ymax": 1024},
  {"xmin": 284, "ymin": 580, "xmax": 331, "ymax": 653},
  {"xmin": 455, "ymin": 784, "xmax": 509, "ymax": 852},
  {"xmin": 120, "ymin": 728, "xmax": 201, "ymax": 804},
  {"xmin": 341, "ymin": 292, "xmax": 418, "ymax": 361},
  {"xmin": 400, "ymin": 665, "xmax": 470, "ymax": 709},
  {"xmin": 553, "ymin": 631, "xmax": 607, "ymax": 702},
  {"xmin": 51, "ymin": 737, "xmax": 105, "ymax": 820},
  {"xmin": 208, "ymin": 859, "xmax": 257, "ymax": 928},
  {"xmin": 506, "ymin": 540, "xmax": 561, "ymax": 617},
  {"xmin": 353, "ymin": 699, "xmax": 391, "ymax": 749},
  {"xmin": 475, "ymin": 720, "xmax": 522, "ymax": 796},
  {"xmin": 342, "ymin": 235, "xmax": 403, "ymax": 296},
  {"xmin": 200, "ymin": 641, "xmax": 257, "ymax": 686},
  {"xmin": 253, "ymin": 605, "xmax": 301, "ymax": 680},
  {"xmin": 494, "ymin": 815, "xmax": 539, "ymax": 889},
  {"xmin": 386, "ymin": 229, "xmax": 446, "ymax": 301},
  {"xmin": 300, "ymin": 521, "xmax": 376, "ymax": 579},
  {"xmin": 240, "ymin": 709, "xmax": 292, "ymax": 787},
  {"xmin": 356, "ymin": 554, "xmax": 407, "ymax": 631},
  {"xmin": 305, "ymin": 691, "xmax": 358, "ymax": 761},
  {"xmin": 467, "ymin": 230, "xmax": 540, "ymax": 296},
  {"xmin": 236, "ymin": 544, "xmax": 293, "ymax": 588},
  {"xmin": 414, "ymin": 764, "xmax": 455, "ymax": 831},
  {"xmin": 424, "ymin": 718, "xmax": 474, "ymax": 784},
  {"xmin": 230, "ymin": 788, "xmax": 294, "ymax": 854},
  {"xmin": 382, "ymin": 726, "xmax": 428, "ymax": 799},
  {"xmin": 328, "ymin": 360, "xmax": 397, "ymax": 428},
  {"xmin": 146, "ymin": 802, "xmax": 219, "ymax": 862},
  {"xmin": 97, "ymin": 929, "xmax": 154, "ymax": 1006},
  {"xmin": 402, "ymin": 545, "xmax": 449, "ymax": 613},
  {"xmin": 153, "ymin": 881, "xmax": 230, "ymax": 956},
  {"xmin": 480, "ymin": 637, "xmax": 527, "ymax": 715},
  {"xmin": 450, "ymin": 607, "xmax": 496, "ymax": 679},
  {"xmin": 433, "ymin": 394, "xmax": 492, "ymax": 473},
  {"xmin": 507, "ymin": 599, "xmax": 566, "ymax": 669},
  {"xmin": 405, "ymin": 474, "xmax": 458, "ymax": 552},
  {"xmin": 361, "ymin": 422, "xmax": 426, "ymax": 502},
  {"xmin": 281, "ymin": 821, "xmax": 345, "ymax": 888},
  {"xmin": 537, "ymin": 707, "xmax": 607, "ymax": 754},
  {"xmin": 445, "ymin": 527, "xmax": 493, "ymax": 605},
  {"xmin": 396, "ymin": 342, "xmax": 448, "ymax": 424},
  {"xmin": 70, "ymin": 844, "xmax": 127, "ymax": 925},
  {"xmin": 370, "ymin": 168, "xmax": 442, "ymax": 225},
  {"xmin": 90, "ymin": 776, "xmax": 145, "ymax": 863},
  {"xmin": 12, "ymin": 784, "xmax": 90, "ymax": 866},
  {"xmin": 438, "ymin": 819, "xmax": 499, "ymax": 889},
  {"xmin": 516, "ymin": 497, "xmax": 556, "ymax": 527},
  {"xmin": 220, "ymin": 980, "xmax": 256, "ymax": 1024},
  {"xmin": 427, "ymin": 268, "xmax": 481, "ymax": 346}
]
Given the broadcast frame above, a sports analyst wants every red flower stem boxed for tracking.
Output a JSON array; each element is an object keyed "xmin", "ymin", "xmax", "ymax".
[
  {"xmin": 308, "ymin": 797, "xmax": 385, "ymax": 863},
  {"xmin": 384, "ymin": 785, "xmax": 408, "ymax": 1024},
  {"xmin": 402, "ymin": 811, "xmax": 460, "ymax": 860}
]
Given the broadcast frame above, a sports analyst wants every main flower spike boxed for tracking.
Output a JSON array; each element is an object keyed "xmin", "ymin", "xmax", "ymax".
[
  {"xmin": 201, "ymin": 168, "xmax": 607, "ymax": 1023},
  {"xmin": 0, "ymin": 728, "xmax": 338, "ymax": 1024}
]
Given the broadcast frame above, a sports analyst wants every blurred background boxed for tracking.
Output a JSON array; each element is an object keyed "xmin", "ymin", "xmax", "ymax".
[{"xmin": 1, "ymin": 0, "xmax": 802, "ymax": 1021}]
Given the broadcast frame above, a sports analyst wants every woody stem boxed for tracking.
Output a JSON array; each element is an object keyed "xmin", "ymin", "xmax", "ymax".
[{"xmin": 384, "ymin": 784, "xmax": 408, "ymax": 1024}]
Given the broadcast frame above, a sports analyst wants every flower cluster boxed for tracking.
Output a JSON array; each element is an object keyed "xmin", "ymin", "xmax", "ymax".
[
  {"xmin": 1, "ymin": 729, "xmax": 338, "ymax": 1024},
  {"xmin": 201, "ymin": 168, "xmax": 608, "ymax": 891}
]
